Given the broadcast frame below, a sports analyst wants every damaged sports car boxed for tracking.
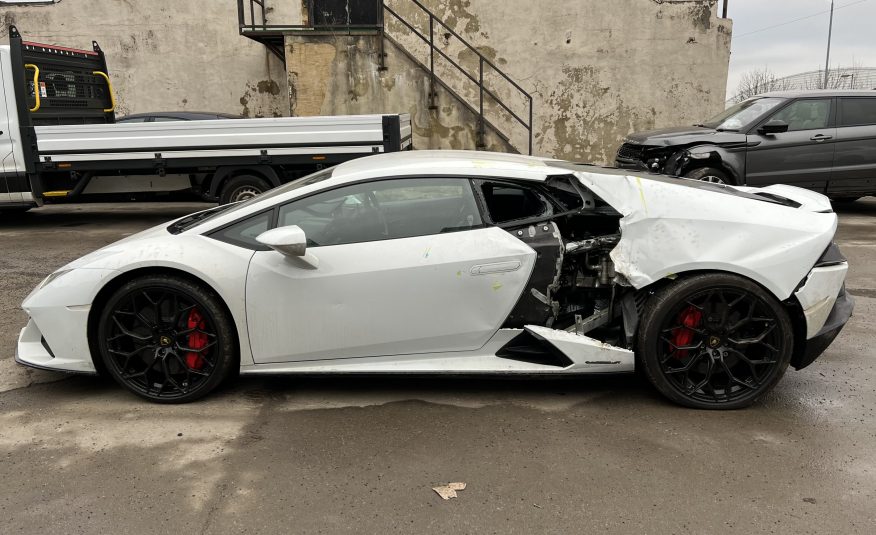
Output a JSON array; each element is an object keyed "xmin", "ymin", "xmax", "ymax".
[{"xmin": 17, "ymin": 151, "xmax": 853, "ymax": 408}]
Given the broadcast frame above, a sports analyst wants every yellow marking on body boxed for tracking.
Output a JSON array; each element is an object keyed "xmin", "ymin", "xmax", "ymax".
[{"xmin": 635, "ymin": 176, "xmax": 649, "ymax": 216}]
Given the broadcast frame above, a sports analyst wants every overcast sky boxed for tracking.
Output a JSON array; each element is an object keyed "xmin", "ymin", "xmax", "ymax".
[{"xmin": 726, "ymin": 0, "xmax": 876, "ymax": 99}]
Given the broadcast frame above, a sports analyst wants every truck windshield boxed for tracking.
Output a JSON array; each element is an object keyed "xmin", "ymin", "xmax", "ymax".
[
  {"xmin": 168, "ymin": 167, "xmax": 336, "ymax": 234},
  {"xmin": 700, "ymin": 97, "xmax": 785, "ymax": 131}
]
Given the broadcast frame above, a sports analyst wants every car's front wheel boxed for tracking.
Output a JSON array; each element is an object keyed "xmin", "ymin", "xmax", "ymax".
[
  {"xmin": 97, "ymin": 274, "xmax": 237, "ymax": 403},
  {"xmin": 637, "ymin": 273, "xmax": 793, "ymax": 409}
]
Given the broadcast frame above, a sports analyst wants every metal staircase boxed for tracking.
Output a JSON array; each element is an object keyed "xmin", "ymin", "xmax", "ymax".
[{"xmin": 238, "ymin": 0, "xmax": 533, "ymax": 154}]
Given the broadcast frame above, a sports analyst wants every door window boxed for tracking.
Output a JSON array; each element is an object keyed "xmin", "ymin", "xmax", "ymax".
[
  {"xmin": 478, "ymin": 182, "xmax": 551, "ymax": 223},
  {"xmin": 766, "ymin": 99, "xmax": 831, "ymax": 131},
  {"xmin": 838, "ymin": 98, "xmax": 876, "ymax": 127},
  {"xmin": 277, "ymin": 178, "xmax": 482, "ymax": 247}
]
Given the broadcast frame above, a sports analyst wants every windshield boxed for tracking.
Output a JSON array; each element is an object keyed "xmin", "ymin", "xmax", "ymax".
[
  {"xmin": 168, "ymin": 167, "xmax": 336, "ymax": 234},
  {"xmin": 700, "ymin": 97, "xmax": 786, "ymax": 131}
]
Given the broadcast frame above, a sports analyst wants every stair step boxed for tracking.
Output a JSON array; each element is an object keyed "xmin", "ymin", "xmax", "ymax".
[{"xmin": 383, "ymin": 34, "xmax": 517, "ymax": 152}]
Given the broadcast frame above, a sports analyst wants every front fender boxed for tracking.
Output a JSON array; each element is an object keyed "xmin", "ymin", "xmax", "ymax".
[{"xmin": 664, "ymin": 145, "xmax": 745, "ymax": 184}]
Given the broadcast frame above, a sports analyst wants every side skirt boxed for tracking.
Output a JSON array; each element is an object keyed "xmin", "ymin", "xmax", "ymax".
[{"xmin": 240, "ymin": 328, "xmax": 635, "ymax": 375}]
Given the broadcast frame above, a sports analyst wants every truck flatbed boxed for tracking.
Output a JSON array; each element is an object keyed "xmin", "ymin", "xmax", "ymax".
[
  {"xmin": 1, "ymin": 26, "xmax": 412, "ymax": 210},
  {"xmin": 35, "ymin": 114, "xmax": 412, "ymax": 165}
]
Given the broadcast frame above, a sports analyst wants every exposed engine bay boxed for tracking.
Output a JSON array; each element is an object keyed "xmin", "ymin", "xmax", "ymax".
[{"xmin": 500, "ymin": 175, "xmax": 635, "ymax": 351}]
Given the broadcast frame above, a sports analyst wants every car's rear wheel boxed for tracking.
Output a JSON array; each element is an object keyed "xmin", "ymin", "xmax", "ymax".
[
  {"xmin": 684, "ymin": 167, "xmax": 731, "ymax": 185},
  {"xmin": 637, "ymin": 273, "xmax": 793, "ymax": 409},
  {"xmin": 97, "ymin": 275, "xmax": 237, "ymax": 403},
  {"xmin": 219, "ymin": 175, "xmax": 270, "ymax": 204}
]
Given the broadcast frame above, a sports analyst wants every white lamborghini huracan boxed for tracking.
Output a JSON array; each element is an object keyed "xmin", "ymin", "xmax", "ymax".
[{"xmin": 17, "ymin": 151, "xmax": 853, "ymax": 408}]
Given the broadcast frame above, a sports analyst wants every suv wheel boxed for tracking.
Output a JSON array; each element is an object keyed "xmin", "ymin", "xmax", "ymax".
[{"xmin": 684, "ymin": 167, "xmax": 731, "ymax": 185}]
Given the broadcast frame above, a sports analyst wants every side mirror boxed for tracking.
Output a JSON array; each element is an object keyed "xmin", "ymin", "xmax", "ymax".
[
  {"xmin": 758, "ymin": 119, "xmax": 789, "ymax": 135},
  {"xmin": 256, "ymin": 225, "xmax": 307, "ymax": 257}
]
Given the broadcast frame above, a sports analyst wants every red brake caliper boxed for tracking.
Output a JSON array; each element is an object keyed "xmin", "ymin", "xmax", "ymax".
[
  {"xmin": 671, "ymin": 306, "xmax": 703, "ymax": 359},
  {"xmin": 185, "ymin": 308, "xmax": 208, "ymax": 370}
]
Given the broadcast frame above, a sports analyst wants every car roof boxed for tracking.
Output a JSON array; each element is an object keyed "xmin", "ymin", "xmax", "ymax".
[
  {"xmin": 331, "ymin": 150, "xmax": 569, "ymax": 183},
  {"xmin": 756, "ymin": 89, "xmax": 876, "ymax": 98}
]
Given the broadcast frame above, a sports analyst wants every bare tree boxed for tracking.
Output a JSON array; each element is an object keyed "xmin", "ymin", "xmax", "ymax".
[{"xmin": 731, "ymin": 68, "xmax": 793, "ymax": 103}]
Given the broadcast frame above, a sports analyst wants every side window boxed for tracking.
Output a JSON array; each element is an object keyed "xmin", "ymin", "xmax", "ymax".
[
  {"xmin": 479, "ymin": 182, "xmax": 550, "ymax": 224},
  {"xmin": 209, "ymin": 210, "xmax": 272, "ymax": 249},
  {"xmin": 277, "ymin": 178, "xmax": 482, "ymax": 247},
  {"xmin": 152, "ymin": 116, "xmax": 181, "ymax": 122},
  {"xmin": 839, "ymin": 98, "xmax": 876, "ymax": 127},
  {"xmin": 767, "ymin": 99, "xmax": 831, "ymax": 131}
]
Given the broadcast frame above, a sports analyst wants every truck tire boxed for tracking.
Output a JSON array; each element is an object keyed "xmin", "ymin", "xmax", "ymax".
[
  {"xmin": 684, "ymin": 167, "xmax": 732, "ymax": 185},
  {"xmin": 219, "ymin": 175, "xmax": 270, "ymax": 204}
]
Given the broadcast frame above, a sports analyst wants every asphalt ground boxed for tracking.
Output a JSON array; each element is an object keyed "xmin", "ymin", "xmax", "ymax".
[{"xmin": 0, "ymin": 200, "xmax": 874, "ymax": 534}]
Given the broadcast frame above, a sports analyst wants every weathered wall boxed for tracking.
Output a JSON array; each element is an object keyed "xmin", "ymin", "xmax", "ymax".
[
  {"xmin": 1, "ymin": 0, "xmax": 289, "ymax": 118},
  {"xmin": 286, "ymin": 34, "xmax": 514, "ymax": 152},
  {"xmin": 286, "ymin": 0, "xmax": 732, "ymax": 163}
]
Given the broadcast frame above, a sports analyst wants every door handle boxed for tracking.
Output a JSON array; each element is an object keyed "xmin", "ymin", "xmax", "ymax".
[
  {"xmin": 810, "ymin": 134, "xmax": 832, "ymax": 142},
  {"xmin": 470, "ymin": 260, "xmax": 522, "ymax": 275}
]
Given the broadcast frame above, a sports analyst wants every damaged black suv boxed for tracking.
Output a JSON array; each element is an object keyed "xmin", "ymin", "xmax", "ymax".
[{"xmin": 616, "ymin": 90, "xmax": 876, "ymax": 201}]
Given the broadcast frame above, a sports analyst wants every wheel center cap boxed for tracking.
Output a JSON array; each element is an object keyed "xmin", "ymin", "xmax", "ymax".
[
  {"xmin": 708, "ymin": 335, "xmax": 722, "ymax": 348},
  {"xmin": 159, "ymin": 335, "xmax": 172, "ymax": 347}
]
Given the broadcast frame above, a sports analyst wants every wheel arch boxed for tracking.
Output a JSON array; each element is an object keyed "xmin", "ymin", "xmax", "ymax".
[
  {"xmin": 665, "ymin": 145, "xmax": 743, "ymax": 185},
  {"xmin": 633, "ymin": 267, "xmax": 806, "ymax": 346},
  {"xmin": 86, "ymin": 266, "xmax": 241, "ymax": 375}
]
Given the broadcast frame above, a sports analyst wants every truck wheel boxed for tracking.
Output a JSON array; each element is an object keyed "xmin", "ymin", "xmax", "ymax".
[
  {"xmin": 684, "ymin": 167, "xmax": 731, "ymax": 185},
  {"xmin": 219, "ymin": 175, "xmax": 270, "ymax": 204}
]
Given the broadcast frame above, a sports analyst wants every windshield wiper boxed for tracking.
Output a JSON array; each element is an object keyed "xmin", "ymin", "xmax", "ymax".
[
  {"xmin": 715, "ymin": 128, "xmax": 739, "ymax": 132},
  {"xmin": 693, "ymin": 123, "xmax": 707, "ymax": 127}
]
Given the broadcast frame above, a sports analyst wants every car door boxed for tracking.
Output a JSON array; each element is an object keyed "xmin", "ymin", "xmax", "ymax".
[
  {"xmin": 828, "ymin": 96, "xmax": 876, "ymax": 197},
  {"xmin": 745, "ymin": 97, "xmax": 836, "ymax": 191},
  {"xmin": 245, "ymin": 177, "xmax": 536, "ymax": 364}
]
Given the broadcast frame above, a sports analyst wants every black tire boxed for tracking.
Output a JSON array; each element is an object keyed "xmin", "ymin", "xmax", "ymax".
[
  {"xmin": 97, "ymin": 274, "xmax": 237, "ymax": 403},
  {"xmin": 684, "ymin": 167, "xmax": 731, "ymax": 185},
  {"xmin": 637, "ymin": 273, "xmax": 793, "ymax": 410},
  {"xmin": 831, "ymin": 196, "xmax": 861, "ymax": 203},
  {"xmin": 219, "ymin": 175, "xmax": 270, "ymax": 204}
]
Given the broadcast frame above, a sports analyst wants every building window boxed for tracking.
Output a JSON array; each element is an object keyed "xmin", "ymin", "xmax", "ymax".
[{"xmin": 308, "ymin": 0, "xmax": 381, "ymax": 28}]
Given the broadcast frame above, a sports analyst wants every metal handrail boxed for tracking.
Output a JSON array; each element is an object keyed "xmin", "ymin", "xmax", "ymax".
[
  {"xmin": 382, "ymin": 0, "xmax": 533, "ymax": 154},
  {"xmin": 236, "ymin": 0, "xmax": 534, "ymax": 154}
]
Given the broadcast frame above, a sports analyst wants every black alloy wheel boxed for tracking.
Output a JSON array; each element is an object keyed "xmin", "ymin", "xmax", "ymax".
[
  {"xmin": 97, "ymin": 275, "xmax": 236, "ymax": 403},
  {"xmin": 638, "ymin": 273, "xmax": 793, "ymax": 409}
]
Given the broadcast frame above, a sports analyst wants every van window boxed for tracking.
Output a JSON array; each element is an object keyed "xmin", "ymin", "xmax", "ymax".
[{"xmin": 839, "ymin": 98, "xmax": 876, "ymax": 127}]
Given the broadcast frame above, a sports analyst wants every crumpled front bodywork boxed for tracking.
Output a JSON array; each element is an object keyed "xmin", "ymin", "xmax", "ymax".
[{"xmin": 573, "ymin": 171, "xmax": 838, "ymax": 302}]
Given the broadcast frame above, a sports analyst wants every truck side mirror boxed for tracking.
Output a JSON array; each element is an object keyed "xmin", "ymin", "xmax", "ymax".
[{"xmin": 758, "ymin": 119, "xmax": 789, "ymax": 135}]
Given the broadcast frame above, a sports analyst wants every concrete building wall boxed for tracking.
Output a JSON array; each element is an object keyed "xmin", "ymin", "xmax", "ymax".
[
  {"xmin": 1, "ymin": 0, "xmax": 289, "ymax": 118},
  {"xmin": 2, "ymin": 0, "xmax": 731, "ymax": 163},
  {"xmin": 285, "ymin": 0, "xmax": 732, "ymax": 163}
]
